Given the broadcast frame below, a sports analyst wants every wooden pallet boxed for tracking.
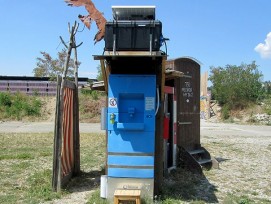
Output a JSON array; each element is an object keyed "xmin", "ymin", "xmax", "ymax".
[{"xmin": 114, "ymin": 189, "xmax": 141, "ymax": 204}]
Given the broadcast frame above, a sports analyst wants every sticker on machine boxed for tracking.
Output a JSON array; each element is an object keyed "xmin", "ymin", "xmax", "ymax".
[
  {"xmin": 145, "ymin": 97, "xmax": 155, "ymax": 111},
  {"xmin": 108, "ymin": 98, "xmax": 117, "ymax": 108}
]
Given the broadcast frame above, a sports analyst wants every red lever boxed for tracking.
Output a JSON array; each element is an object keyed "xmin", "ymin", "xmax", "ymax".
[{"xmin": 163, "ymin": 116, "xmax": 169, "ymax": 140}]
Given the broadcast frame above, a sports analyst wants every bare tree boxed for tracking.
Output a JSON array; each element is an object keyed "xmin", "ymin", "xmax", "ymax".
[{"xmin": 33, "ymin": 49, "xmax": 80, "ymax": 78}]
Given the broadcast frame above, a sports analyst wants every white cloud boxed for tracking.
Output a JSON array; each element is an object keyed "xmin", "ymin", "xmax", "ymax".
[{"xmin": 255, "ymin": 32, "xmax": 271, "ymax": 59}]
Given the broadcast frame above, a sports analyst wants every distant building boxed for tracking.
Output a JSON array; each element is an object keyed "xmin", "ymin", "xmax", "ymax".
[{"xmin": 0, "ymin": 76, "xmax": 94, "ymax": 96}]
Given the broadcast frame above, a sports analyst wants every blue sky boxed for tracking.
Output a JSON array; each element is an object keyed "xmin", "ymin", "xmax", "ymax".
[{"xmin": 0, "ymin": 0, "xmax": 270, "ymax": 81}]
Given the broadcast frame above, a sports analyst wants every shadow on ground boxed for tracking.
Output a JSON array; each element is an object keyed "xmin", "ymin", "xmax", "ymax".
[
  {"xmin": 161, "ymin": 168, "xmax": 218, "ymax": 203},
  {"xmin": 63, "ymin": 168, "xmax": 218, "ymax": 203},
  {"xmin": 215, "ymin": 157, "xmax": 230, "ymax": 163},
  {"xmin": 65, "ymin": 170, "xmax": 103, "ymax": 193}
]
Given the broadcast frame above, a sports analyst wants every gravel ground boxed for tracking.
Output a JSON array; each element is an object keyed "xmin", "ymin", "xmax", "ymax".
[
  {"xmin": 1, "ymin": 120, "xmax": 270, "ymax": 203},
  {"xmin": 201, "ymin": 120, "xmax": 271, "ymax": 203}
]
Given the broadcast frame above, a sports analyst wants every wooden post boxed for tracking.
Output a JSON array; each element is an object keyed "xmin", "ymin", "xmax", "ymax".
[
  {"xmin": 52, "ymin": 76, "xmax": 59, "ymax": 191},
  {"xmin": 58, "ymin": 24, "xmax": 78, "ymax": 184},
  {"xmin": 60, "ymin": 21, "xmax": 82, "ymax": 176},
  {"xmin": 52, "ymin": 21, "xmax": 83, "ymax": 191},
  {"xmin": 73, "ymin": 38, "xmax": 81, "ymax": 175},
  {"xmin": 52, "ymin": 76, "xmax": 63, "ymax": 192},
  {"xmin": 154, "ymin": 58, "xmax": 166, "ymax": 195},
  {"xmin": 100, "ymin": 59, "xmax": 108, "ymax": 94},
  {"xmin": 154, "ymin": 98, "xmax": 164, "ymax": 196},
  {"xmin": 55, "ymin": 23, "xmax": 77, "ymax": 191},
  {"xmin": 161, "ymin": 57, "xmax": 166, "ymax": 102}
]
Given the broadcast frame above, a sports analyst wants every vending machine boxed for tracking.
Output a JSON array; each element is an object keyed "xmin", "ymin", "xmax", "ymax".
[{"xmin": 104, "ymin": 74, "xmax": 156, "ymax": 199}]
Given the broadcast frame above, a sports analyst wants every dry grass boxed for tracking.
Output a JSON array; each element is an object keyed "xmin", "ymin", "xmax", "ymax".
[
  {"xmin": 0, "ymin": 133, "xmax": 57, "ymax": 203},
  {"xmin": 1, "ymin": 127, "xmax": 270, "ymax": 203},
  {"xmin": 79, "ymin": 93, "xmax": 106, "ymax": 123},
  {"xmin": 0, "ymin": 132, "xmax": 106, "ymax": 204},
  {"xmin": 86, "ymin": 130, "xmax": 271, "ymax": 203}
]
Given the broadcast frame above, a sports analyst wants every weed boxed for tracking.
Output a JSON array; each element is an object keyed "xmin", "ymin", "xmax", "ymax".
[
  {"xmin": 0, "ymin": 133, "xmax": 55, "ymax": 203},
  {"xmin": 39, "ymin": 151, "xmax": 52, "ymax": 157},
  {"xmin": 0, "ymin": 194, "xmax": 19, "ymax": 204},
  {"xmin": 0, "ymin": 132, "xmax": 107, "ymax": 204},
  {"xmin": 239, "ymin": 196, "xmax": 252, "ymax": 204},
  {"xmin": 161, "ymin": 168, "xmax": 201, "ymax": 201},
  {"xmin": 80, "ymin": 89, "xmax": 101, "ymax": 100},
  {"xmin": 87, "ymin": 189, "xmax": 109, "ymax": 204},
  {"xmin": 81, "ymin": 89, "xmax": 93, "ymax": 95},
  {"xmin": 26, "ymin": 169, "xmax": 62, "ymax": 202},
  {"xmin": 251, "ymin": 191, "xmax": 258, "ymax": 196},
  {"xmin": 160, "ymin": 198, "xmax": 182, "ymax": 204},
  {"xmin": 190, "ymin": 201, "xmax": 206, "ymax": 204},
  {"xmin": 0, "ymin": 153, "xmax": 34, "ymax": 160},
  {"xmin": 263, "ymin": 98, "xmax": 271, "ymax": 115},
  {"xmin": 224, "ymin": 193, "xmax": 253, "ymax": 204},
  {"xmin": 91, "ymin": 90, "xmax": 99, "ymax": 100},
  {"xmin": 11, "ymin": 161, "xmax": 30, "ymax": 171}
]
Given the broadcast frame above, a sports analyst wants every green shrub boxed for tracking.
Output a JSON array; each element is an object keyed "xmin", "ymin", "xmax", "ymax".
[
  {"xmin": 209, "ymin": 61, "xmax": 263, "ymax": 110},
  {"xmin": 0, "ymin": 93, "xmax": 12, "ymax": 106},
  {"xmin": 0, "ymin": 92, "xmax": 42, "ymax": 120},
  {"xmin": 81, "ymin": 89, "xmax": 92, "ymax": 95},
  {"xmin": 24, "ymin": 98, "xmax": 41, "ymax": 116},
  {"xmin": 221, "ymin": 105, "xmax": 230, "ymax": 120},
  {"xmin": 81, "ymin": 89, "xmax": 101, "ymax": 100},
  {"xmin": 91, "ymin": 90, "xmax": 99, "ymax": 100},
  {"xmin": 263, "ymin": 98, "xmax": 271, "ymax": 115}
]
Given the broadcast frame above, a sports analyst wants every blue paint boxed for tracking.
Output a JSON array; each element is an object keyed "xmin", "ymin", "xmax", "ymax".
[
  {"xmin": 107, "ymin": 75, "xmax": 156, "ymax": 178},
  {"xmin": 108, "ymin": 126, "xmax": 155, "ymax": 153},
  {"xmin": 116, "ymin": 122, "xmax": 144, "ymax": 130},
  {"xmin": 108, "ymin": 168, "xmax": 154, "ymax": 178},
  {"xmin": 108, "ymin": 155, "xmax": 154, "ymax": 166}
]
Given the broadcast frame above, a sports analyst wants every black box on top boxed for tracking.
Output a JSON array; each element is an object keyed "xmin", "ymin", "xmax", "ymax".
[{"xmin": 104, "ymin": 20, "xmax": 162, "ymax": 51}]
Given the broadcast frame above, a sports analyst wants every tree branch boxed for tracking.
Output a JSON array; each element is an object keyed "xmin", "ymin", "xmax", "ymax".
[{"xmin": 59, "ymin": 36, "xmax": 68, "ymax": 49}]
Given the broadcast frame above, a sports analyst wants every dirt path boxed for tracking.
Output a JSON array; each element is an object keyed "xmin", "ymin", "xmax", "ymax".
[{"xmin": 0, "ymin": 121, "xmax": 104, "ymax": 134}]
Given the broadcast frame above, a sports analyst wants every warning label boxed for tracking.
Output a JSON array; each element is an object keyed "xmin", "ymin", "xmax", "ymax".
[
  {"xmin": 108, "ymin": 98, "xmax": 117, "ymax": 108},
  {"xmin": 145, "ymin": 97, "xmax": 155, "ymax": 111}
]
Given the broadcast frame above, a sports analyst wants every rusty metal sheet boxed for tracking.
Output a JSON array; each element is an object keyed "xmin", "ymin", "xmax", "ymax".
[{"xmin": 65, "ymin": 0, "xmax": 107, "ymax": 43}]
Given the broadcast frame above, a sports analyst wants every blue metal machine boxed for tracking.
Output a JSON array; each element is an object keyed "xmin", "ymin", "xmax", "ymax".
[
  {"xmin": 107, "ymin": 75, "xmax": 156, "ymax": 179},
  {"xmin": 96, "ymin": 5, "xmax": 168, "ymax": 201}
]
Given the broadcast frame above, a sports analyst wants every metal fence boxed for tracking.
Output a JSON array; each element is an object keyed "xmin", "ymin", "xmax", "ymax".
[{"xmin": 0, "ymin": 77, "xmax": 89, "ymax": 96}]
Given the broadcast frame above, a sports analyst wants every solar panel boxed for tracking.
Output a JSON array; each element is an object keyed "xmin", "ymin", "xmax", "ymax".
[{"xmin": 112, "ymin": 6, "xmax": 156, "ymax": 20}]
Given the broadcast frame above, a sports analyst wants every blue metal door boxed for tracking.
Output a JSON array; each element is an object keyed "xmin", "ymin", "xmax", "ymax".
[{"xmin": 107, "ymin": 75, "xmax": 156, "ymax": 178}]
